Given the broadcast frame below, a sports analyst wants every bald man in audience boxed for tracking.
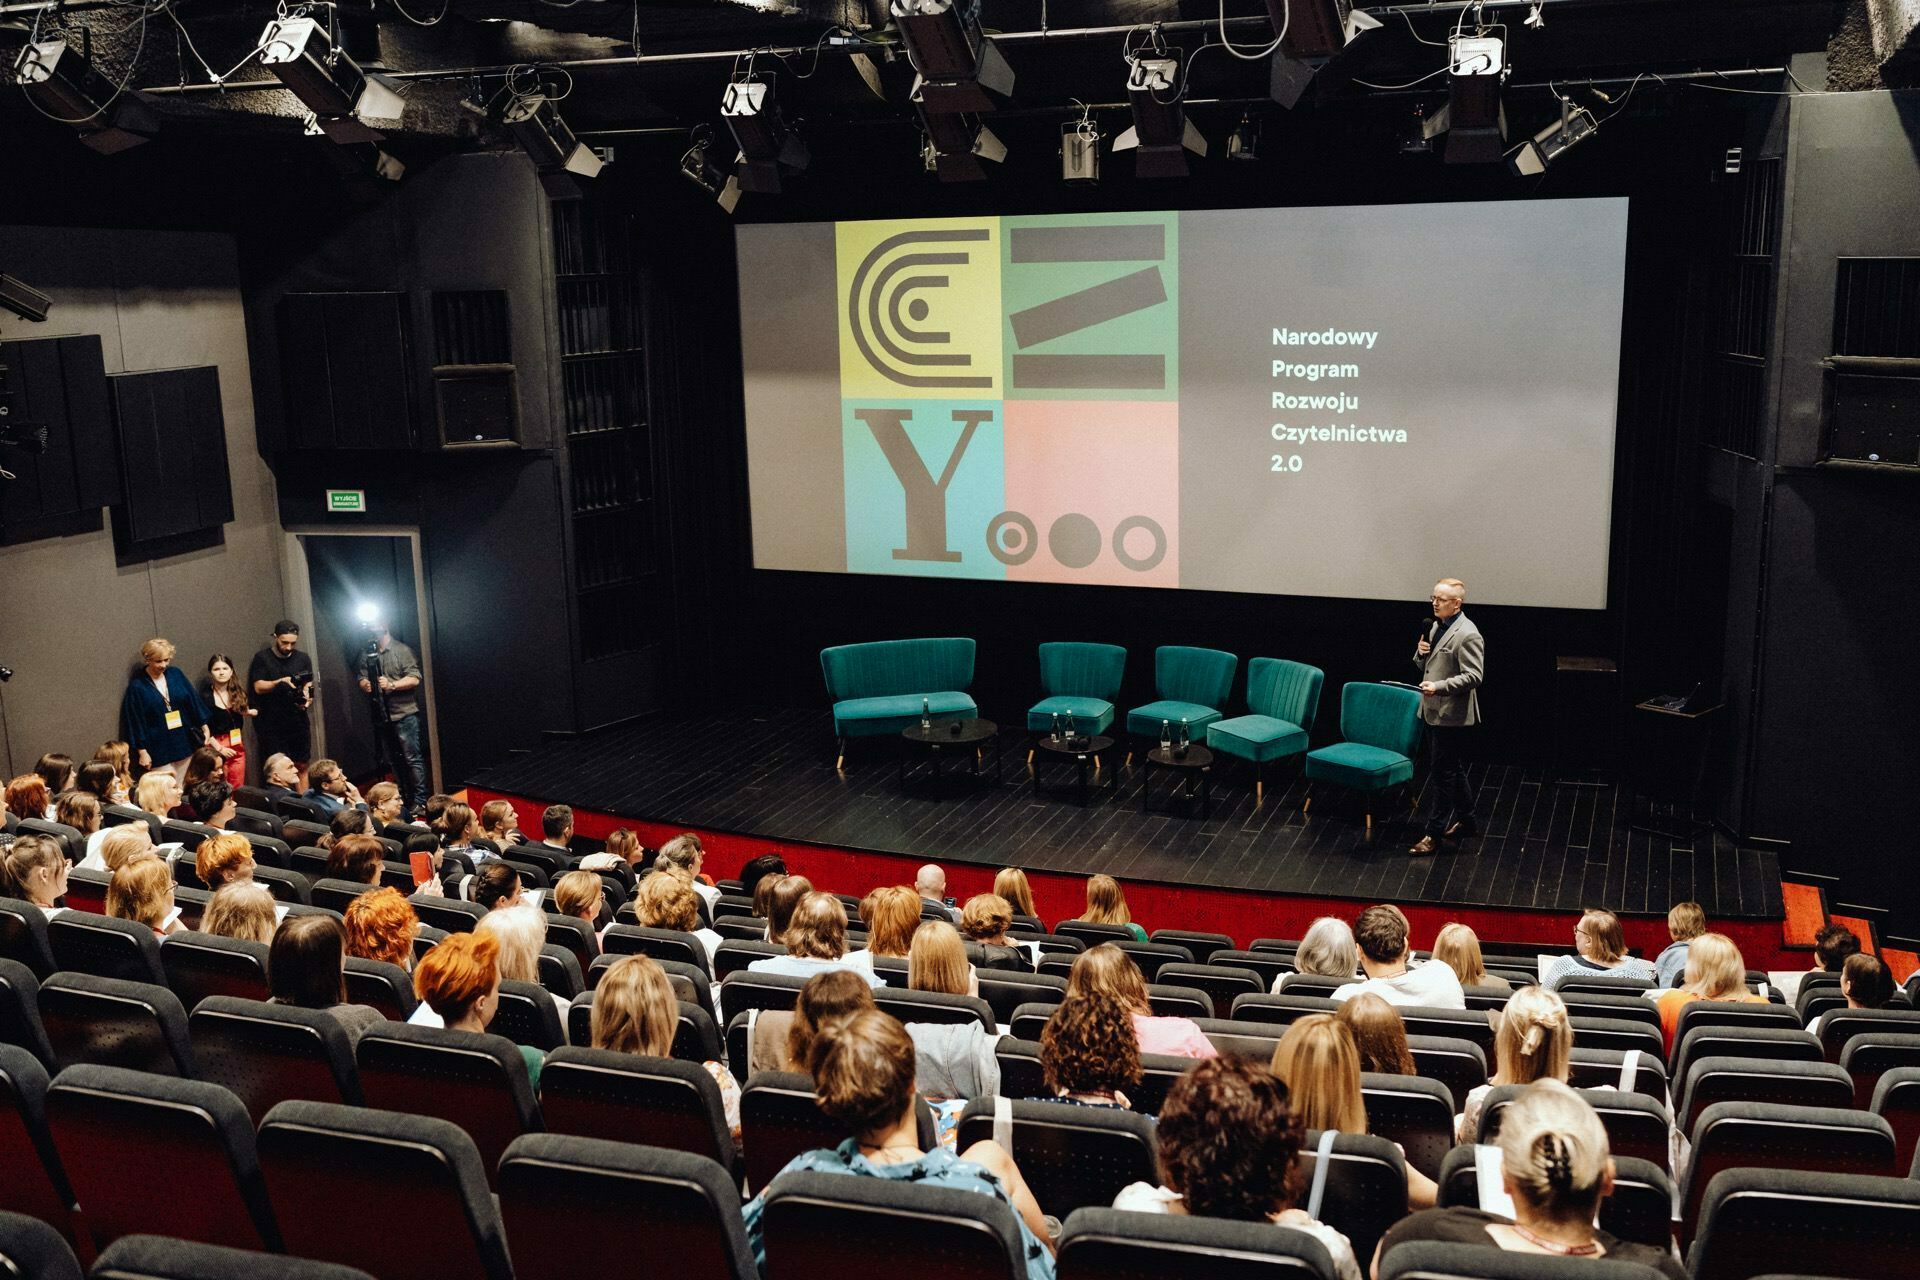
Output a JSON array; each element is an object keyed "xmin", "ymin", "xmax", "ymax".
[{"xmin": 916, "ymin": 863, "xmax": 962, "ymax": 922}]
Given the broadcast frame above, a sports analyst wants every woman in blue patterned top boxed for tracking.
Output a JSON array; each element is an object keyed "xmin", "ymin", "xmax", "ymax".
[{"xmin": 742, "ymin": 1009, "xmax": 1056, "ymax": 1279}]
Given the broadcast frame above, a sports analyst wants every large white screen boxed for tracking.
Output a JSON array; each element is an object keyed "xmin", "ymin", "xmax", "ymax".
[{"xmin": 737, "ymin": 198, "xmax": 1627, "ymax": 609}]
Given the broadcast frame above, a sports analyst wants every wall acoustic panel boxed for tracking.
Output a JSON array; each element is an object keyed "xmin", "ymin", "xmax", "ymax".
[
  {"xmin": 276, "ymin": 290, "xmax": 414, "ymax": 450},
  {"xmin": 108, "ymin": 365, "xmax": 234, "ymax": 545},
  {"xmin": 0, "ymin": 333, "xmax": 120, "ymax": 530}
]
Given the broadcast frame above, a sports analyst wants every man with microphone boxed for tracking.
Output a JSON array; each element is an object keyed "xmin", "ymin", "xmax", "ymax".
[{"xmin": 1410, "ymin": 577, "xmax": 1484, "ymax": 856}]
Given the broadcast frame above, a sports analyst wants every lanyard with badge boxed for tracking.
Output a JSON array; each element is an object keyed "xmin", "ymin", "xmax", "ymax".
[{"xmin": 156, "ymin": 675, "xmax": 184, "ymax": 731}]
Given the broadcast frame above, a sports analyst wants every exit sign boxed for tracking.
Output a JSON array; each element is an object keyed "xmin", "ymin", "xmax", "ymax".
[{"xmin": 326, "ymin": 490, "xmax": 366, "ymax": 514}]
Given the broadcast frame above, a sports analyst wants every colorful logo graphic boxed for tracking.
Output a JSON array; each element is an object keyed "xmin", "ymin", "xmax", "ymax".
[{"xmin": 836, "ymin": 213, "xmax": 1180, "ymax": 587}]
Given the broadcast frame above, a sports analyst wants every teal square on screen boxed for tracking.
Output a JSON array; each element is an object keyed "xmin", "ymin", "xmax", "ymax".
[{"xmin": 843, "ymin": 399, "xmax": 1006, "ymax": 580}]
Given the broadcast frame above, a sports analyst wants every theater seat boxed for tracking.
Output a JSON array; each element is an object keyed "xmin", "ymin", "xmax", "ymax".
[
  {"xmin": 0, "ymin": 1210, "xmax": 81, "ymax": 1280},
  {"xmin": 39, "ymin": 973, "xmax": 195, "ymax": 1076},
  {"xmin": 1685, "ymin": 1167, "xmax": 1920, "ymax": 1280},
  {"xmin": 1568, "ymin": 1046, "xmax": 1670, "ymax": 1103},
  {"xmin": 1437, "ymin": 1145, "xmax": 1673, "ymax": 1249},
  {"xmin": 540, "ymin": 1046, "xmax": 736, "ymax": 1171},
  {"xmin": 355, "ymin": 1022, "xmax": 542, "ymax": 1186},
  {"xmin": 341, "ymin": 957, "xmax": 415, "ymax": 1020},
  {"xmin": 1228, "ymin": 992, "xmax": 1337, "ymax": 1030},
  {"xmin": 1294, "ymin": 1130, "xmax": 1408, "ymax": 1266},
  {"xmin": 0, "ymin": 958, "xmax": 54, "ymax": 1068},
  {"xmin": 955, "ymin": 1097, "xmax": 1156, "ymax": 1219},
  {"xmin": 500, "ymin": 1133, "xmax": 756, "ymax": 1280},
  {"xmin": 46, "ymin": 1064, "xmax": 280, "ymax": 1252},
  {"xmin": 740, "ymin": 1070, "xmax": 936, "ymax": 1194},
  {"xmin": 1670, "ymin": 1025, "xmax": 1820, "ymax": 1088},
  {"xmin": 976, "ymin": 970, "xmax": 1067, "ymax": 1024},
  {"xmin": 873, "ymin": 986, "xmax": 995, "ymax": 1033},
  {"xmin": 0, "ymin": 897, "xmax": 57, "ymax": 978},
  {"xmin": 719, "ymin": 969, "xmax": 809, "ymax": 1022},
  {"xmin": 1679, "ymin": 1102, "xmax": 1897, "ymax": 1246},
  {"xmin": 1405, "ymin": 1036, "xmax": 1488, "ymax": 1113},
  {"xmin": 0, "ymin": 1044, "xmax": 77, "ymax": 1237},
  {"xmin": 1058, "ymin": 1205, "xmax": 1339, "ymax": 1279},
  {"xmin": 1158, "ymin": 963, "xmax": 1261, "ymax": 1019},
  {"xmin": 1150, "ymin": 929, "xmax": 1235, "ymax": 966},
  {"xmin": 1053, "ymin": 920, "xmax": 1134, "ymax": 947},
  {"xmin": 1871, "ymin": 1066, "xmax": 1920, "ymax": 1173},
  {"xmin": 1359, "ymin": 1073, "xmax": 1454, "ymax": 1180},
  {"xmin": 159, "ymin": 933, "xmax": 272, "ymax": 1009},
  {"xmin": 603, "ymin": 924, "xmax": 712, "ymax": 978},
  {"xmin": 1380, "ymin": 1240, "xmax": 1670, "ymax": 1280},
  {"xmin": 91, "ymin": 1234, "xmax": 376, "ymax": 1280},
  {"xmin": 489, "ymin": 979, "xmax": 566, "ymax": 1051},
  {"xmin": 257, "ymin": 1100, "xmax": 512, "ymax": 1280},
  {"xmin": 762, "ymin": 1169, "xmax": 1027, "ymax": 1280},
  {"xmin": 1478, "ymin": 1083, "xmax": 1672, "ymax": 1171},
  {"xmin": 47, "ymin": 913, "xmax": 167, "ymax": 985},
  {"xmin": 188, "ymin": 996, "xmax": 362, "ymax": 1124},
  {"xmin": 1676, "ymin": 1055, "xmax": 1853, "ymax": 1133},
  {"xmin": 1842, "ymin": 1031, "xmax": 1920, "ymax": 1109}
]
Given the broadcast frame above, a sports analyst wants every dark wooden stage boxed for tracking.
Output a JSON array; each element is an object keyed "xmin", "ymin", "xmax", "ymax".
[{"xmin": 467, "ymin": 708, "xmax": 1782, "ymax": 922}]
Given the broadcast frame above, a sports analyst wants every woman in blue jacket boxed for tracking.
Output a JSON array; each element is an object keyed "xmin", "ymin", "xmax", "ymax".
[{"xmin": 122, "ymin": 638, "xmax": 211, "ymax": 782}]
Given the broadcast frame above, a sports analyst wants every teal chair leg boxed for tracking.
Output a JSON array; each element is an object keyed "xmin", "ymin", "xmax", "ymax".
[{"xmin": 835, "ymin": 736, "xmax": 848, "ymax": 771}]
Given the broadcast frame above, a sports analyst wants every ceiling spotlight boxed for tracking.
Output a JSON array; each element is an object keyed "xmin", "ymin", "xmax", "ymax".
[
  {"xmin": 259, "ymin": 16, "xmax": 406, "ymax": 145},
  {"xmin": 1509, "ymin": 99, "xmax": 1597, "ymax": 176},
  {"xmin": 1441, "ymin": 33, "xmax": 1507, "ymax": 163},
  {"xmin": 919, "ymin": 110, "xmax": 1004, "ymax": 182},
  {"xmin": 0, "ymin": 274, "xmax": 52, "ymax": 324},
  {"xmin": 680, "ymin": 129, "xmax": 742, "ymax": 213},
  {"xmin": 893, "ymin": 0, "xmax": 1014, "ymax": 114},
  {"xmin": 1060, "ymin": 111, "xmax": 1102, "ymax": 185},
  {"xmin": 13, "ymin": 41, "xmax": 159, "ymax": 154},
  {"xmin": 1228, "ymin": 114, "xmax": 1260, "ymax": 162},
  {"xmin": 501, "ymin": 93, "xmax": 601, "ymax": 181},
  {"xmin": 1115, "ymin": 49, "xmax": 1207, "ymax": 178},
  {"xmin": 722, "ymin": 73, "xmax": 808, "ymax": 195}
]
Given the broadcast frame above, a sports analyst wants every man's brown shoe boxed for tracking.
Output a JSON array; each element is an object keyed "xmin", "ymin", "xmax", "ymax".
[{"xmin": 1409, "ymin": 836, "xmax": 1437, "ymax": 856}]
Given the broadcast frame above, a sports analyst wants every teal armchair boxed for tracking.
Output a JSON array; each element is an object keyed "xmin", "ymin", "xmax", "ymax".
[
  {"xmin": 1302, "ymin": 682, "xmax": 1423, "ymax": 833},
  {"xmin": 1206, "ymin": 658, "xmax": 1324, "ymax": 800},
  {"xmin": 821, "ymin": 638, "xmax": 978, "ymax": 769},
  {"xmin": 1124, "ymin": 646, "xmax": 1238, "ymax": 756},
  {"xmin": 1026, "ymin": 642, "xmax": 1127, "ymax": 745}
]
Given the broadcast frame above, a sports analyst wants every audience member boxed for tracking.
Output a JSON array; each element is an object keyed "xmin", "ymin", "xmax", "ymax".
[
  {"xmin": 1274, "ymin": 916, "xmax": 1358, "ymax": 992},
  {"xmin": 1375, "ymin": 1080, "xmax": 1686, "ymax": 1278},
  {"xmin": 1812, "ymin": 923, "xmax": 1861, "ymax": 974},
  {"xmin": 186, "ymin": 779, "xmax": 237, "ymax": 830},
  {"xmin": 1655, "ymin": 902, "xmax": 1706, "ymax": 989},
  {"xmin": 343, "ymin": 886, "xmax": 420, "ymax": 971},
  {"xmin": 1810, "ymin": 952, "xmax": 1896, "ymax": 1038},
  {"xmin": 553, "ymin": 869, "xmax": 607, "ymax": 945},
  {"xmin": 201, "ymin": 654, "xmax": 253, "ymax": 787},
  {"xmin": 1068, "ymin": 943, "xmax": 1216, "ymax": 1059},
  {"xmin": 201, "ymin": 881, "xmax": 278, "ymax": 945},
  {"xmin": 747, "ymin": 892, "xmax": 883, "ymax": 986},
  {"xmin": 34, "ymin": 752, "xmax": 76, "ymax": 800},
  {"xmin": 249, "ymin": 621, "xmax": 314, "ymax": 790},
  {"xmin": 108, "ymin": 854, "xmax": 183, "ymax": 936},
  {"xmin": 267, "ymin": 914, "xmax": 386, "ymax": 1047},
  {"xmin": 994, "ymin": 866, "xmax": 1039, "ymax": 919},
  {"xmin": 364, "ymin": 782, "xmax": 404, "ymax": 830},
  {"xmin": 915, "ymin": 863, "xmax": 962, "ymax": 922},
  {"xmin": 6, "ymin": 775, "xmax": 51, "ymax": 824},
  {"xmin": 1272, "ymin": 1014, "xmax": 1436, "ymax": 1209},
  {"xmin": 633, "ymin": 868, "xmax": 720, "ymax": 966},
  {"xmin": 738, "ymin": 852, "xmax": 787, "ymax": 898},
  {"xmin": 1113, "ymin": 1057, "xmax": 1361, "ymax": 1280},
  {"xmin": 1338, "ymin": 993, "xmax": 1415, "ymax": 1075},
  {"xmin": 175, "ymin": 748, "xmax": 224, "ymax": 813},
  {"xmin": 534, "ymin": 804, "xmax": 573, "ymax": 853},
  {"xmin": 751, "ymin": 969, "xmax": 876, "ymax": 1075},
  {"xmin": 262, "ymin": 753, "xmax": 301, "ymax": 800},
  {"xmin": 579, "ymin": 828, "xmax": 644, "ymax": 882},
  {"xmin": 74, "ymin": 761, "xmax": 118, "ymax": 807},
  {"xmin": 1040, "ymin": 989, "xmax": 1143, "ymax": 1110},
  {"xmin": 764, "ymin": 874, "xmax": 813, "ymax": 945},
  {"xmin": 959, "ymin": 893, "xmax": 1029, "ymax": 971},
  {"xmin": 325, "ymin": 833, "xmax": 387, "ymax": 886},
  {"xmin": 1456, "ymin": 986, "xmax": 1573, "ymax": 1141},
  {"xmin": 0, "ymin": 835, "xmax": 68, "ymax": 917},
  {"xmin": 740, "ymin": 1010, "xmax": 1056, "ymax": 1279},
  {"xmin": 475, "ymin": 903, "xmax": 570, "ymax": 1021},
  {"xmin": 862, "ymin": 885, "xmax": 921, "ymax": 958},
  {"xmin": 904, "ymin": 922, "xmax": 999, "ymax": 1106},
  {"xmin": 1542, "ymin": 909, "xmax": 1657, "ymax": 989},
  {"xmin": 316, "ymin": 810, "xmax": 370, "ymax": 853},
  {"xmin": 1331, "ymin": 906, "xmax": 1464, "ymax": 1010},
  {"xmin": 656, "ymin": 833, "xmax": 719, "ymax": 912},
  {"xmin": 478, "ymin": 799, "xmax": 525, "ymax": 847},
  {"xmin": 304, "ymin": 759, "xmax": 364, "ymax": 816},
  {"xmin": 195, "ymin": 833, "xmax": 256, "ymax": 890},
  {"xmin": 591, "ymin": 954, "xmax": 741, "ymax": 1147},
  {"xmin": 1651, "ymin": 932, "xmax": 1767, "ymax": 1052},
  {"xmin": 83, "ymin": 823, "xmax": 154, "ymax": 875},
  {"xmin": 419, "ymin": 794, "xmax": 453, "ymax": 833},
  {"xmin": 90, "ymin": 742, "xmax": 135, "ymax": 806},
  {"xmin": 472, "ymin": 862, "xmax": 525, "ymax": 912},
  {"xmin": 439, "ymin": 804, "xmax": 483, "ymax": 864},
  {"xmin": 411, "ymin": 930, "xmax": 545, "ymax": 1088},
  {"xmin": 1432, "ymin": 922, "xmax": 1508, "ymax": 993},
  {"xmin": 134, "ymin": 770, "xmax": 178, "ymax": 821},
  {"xmin": 55, "ymin": 792, "xmax": 101, "ymax": 853},
  {"xmin": 1079, "ymin": 873, "xmax": 1147, "ymax": 941}
]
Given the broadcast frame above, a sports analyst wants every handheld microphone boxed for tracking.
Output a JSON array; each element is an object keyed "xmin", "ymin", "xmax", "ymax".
[{"xmin": 1418, "ymin": 613, "xmax": 1438, "ymax": 644}]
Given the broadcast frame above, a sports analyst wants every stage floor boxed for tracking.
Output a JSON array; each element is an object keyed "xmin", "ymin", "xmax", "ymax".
[{"xmin": 466, "ymin": 708, "xmax": 1782, "ymax": 921}]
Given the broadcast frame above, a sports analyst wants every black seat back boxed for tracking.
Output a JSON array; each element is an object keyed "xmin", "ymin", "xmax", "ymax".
[
  {"xmin": 1567, "ymin": 1046, "xmax": 1669, "ymax": 1102},
  {"xmin": 1158, "ymin": 963, "xmax": 1262, "ymax": 1019},
  {"xmin": 602, "ymin": 924, "xmax": 713, "ymax": 978},
  {"xmin": 90, "ymin": 1235, "xmax": 377, "ymax": 1279},
  {"xmin": 257, "ymin": 1099, "xmax": 512, "ymax": 1280},
  {"xmin": 713, "ymin": 939, "xmax": 786, "ymax": 978},
  {"xmin": 1147, "ymin": 929, "xmax": 1235, "ymax": 965},
  {"xmin": 1358, "ymin": 1072, "xmax": 1454, "ymax": 1180},
  {"xmin": 39, "ymin": 972, "xmax": 195, "ymax": 1076},
  {"xmin": 47, "ymin": 912, "xmax": 166, "ymax": 985},
  {"xmin": 0, "ymin": 898, "xmax": 56, "ymax": 978},
  {"xmin": 1477, "ymin": 1083, "xmax": 1672, "ymax": 1170},
  {"xmin": 1056, "ymin": 1205, "xmax": 1338, "ymax": 1278},
  {"xmin": 341, "ymin": 957, "xmax": 414, "ymax": 1020},
  {"xmin": 1672, "ymin": 1000, "xmax": 1804, "ymax": 1057},
  {"xmin": 498, "ymin": 1133, "xmax": 757, "ymax": 1280},
  {"xmin": 542, "ymin": 914, "xmax": 597, "ymax": 974},
  {"xmin": 1684, "ymin": 1166, "xmax": 1920, "ymax": 1280},
  {"xmin": 1567, "ymin": 1015, "xmax": 1664, "ymax": 1062},
  {"xmin": 228, "ymin": 807, "xmax": 283, "ymax": 839},
  {"xmin": 250, "ymin": 866, "xmax": 311, "ymax": 905},
  {"xmin": 1114, "ymin": 940, "xmax": 1195, "ymax": 981},
  {"xmin": 975, "ymin": 969, "xmax": 1067, "ymax": 1024},
  {"xmin": 1226, "ymin": 992, "xmax": 1335, "ymax": 1029},
  {"xmin": 1280, "ymin": 975, "xmax": 1360, "ymax": 1001},
  {"xmin": 873, "ymin": 986, "xmax": 995, "ymax": 1032},
  {"xmin": 160, "ymin": 933, "xmax": 272, "ymax": 1008},
  {"xmin": 1671, "ymin": 1025, "xmax": 1819, "ymax": 1087},
  {"xmin": 490, "ymin": 980, "xmax": 565, "ymax": 1051},
  {"xmin": 1677, "ymin": 1055, "xmax": 1854, "ymax": 1133},
  {"xmin": 1841, "ymin": 1031, "xmax": 1920, "ymax": 1109},
  {"xmin": 955, "ymin": 1097, "xmax": 1157, "ymax": 1218},
  {"xmin": 1871, "ymin": 1065, "xmax": 1920, "ymax": 1173},
  {"xmin": 739, "ymin": 1070, "xmax": 937, "ymax": 1194},
  {"xmin": 0, "ymin": 1208, "xmax": 80, "ymax": 1280},
  {"xmin": 355, "ymin": 1022, "xmax": 541, "ymax": 1186},
  {"xmin": 1680, "ymin": 1102, "xmax": 1897, "ymax": 1246},
  {"xmin": 1294, "ymin": 1129, "xmax": 1407, "ymax": 1266},
  {"xmin": 1397, "ymin": 1006, "xmax": 1494, "ymax": 1054},
  {"xmin": 1382, "ymin": 1240, "xmax": 1670, "ymax": 1279},
  {"xmin": 1212, "ymin": 949, "xmax": 1291, "ymax": 988},
  {"xmin": 189, "ymin": 996, "xmax": 362, "ymax": 1124},
  {"xmin": 18, "ymin": 820, "xmax": 83, "ymax": 864},
  {"xmin": 0, "ymin": 1043, "xmax": 75, "ymax": 1233},
  {"xmin": 1054, "ymin": 920, "xmax": 1134, "ymax": 946},
  {"xmin": 0, "ymin": 958, "xmax": 54, "ymax": 1068},
  {"xmin": 1438, "ymin": 1144, "xmax": 1674, "ymax": 1250},
  {"xmin": 1555, "ymin": 990, "xmax": 1661, "ymax": 1029},
  {"xmin": 718, "ymin": 970, "xmax": 809, "ymax": 1022},
  {"xmin": 1405, "ymin": 1036, "xmax": 1488, "ymax": 1112},
  {"xmin": 761, "ymin": 1169, "xmax": 1027, "ymax": 1280},
  {"xmin": 411, "ymin": 894, "xmax": 487, "ymax": 934},
  {"xmin": 46, "ymin": 1063, "xmax": 279, "ymax": 1252},
  {"xmin": 539, "ymin": 1046, "xmax": 735, "ymax": 1169},
  {"xmin": 1819, "ymin": 1007, "xmax": 1920, "ymax": 1062}
]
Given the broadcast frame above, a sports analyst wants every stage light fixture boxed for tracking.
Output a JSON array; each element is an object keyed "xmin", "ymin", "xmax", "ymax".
[
  {"xmin": 1228, "ymin": 114, "xmax": 1260, "ymax": 162},
  {"xmin": 1440, "ymin": 32, "xmax": 1507, "ymax": 164},
  {"xmin": 0, "ymin": 274, "xmax": 52, "ymax": 324},
  {"xmin": 680, "ymin": 130, "xmax": 742, "ymax": 213},
  {"xmin": 1508, "ymin": 98, "xmax": 1596, "ymax": 176},
  {"xmin": 918, "ymin": 109, "xmax": 1004, "ymax": 183},
  {"xmin": 722, "ymin": 74, "xmax": 809, "ymax": 194},
  {"xmin": 1060, "ymin": 112, "xmax": 1102, "ymax": 185},
  {"xmin": 258, "ymin": 16, "xmax": 406, "ymax": 146},
  {"xmin": 893, "ymin": 0, "xmax": 1013, "ymax": 114},
  {"xmin": 1114, "ymin": 50, "xmax": 1207, "ymax": 179},
  {"xmin": 13, "ymin": 40, "xmax": 159, "ymax": 154},
  {"xmin": 500, "ymin": 93, "xmax": 601, "ymax": 180}
]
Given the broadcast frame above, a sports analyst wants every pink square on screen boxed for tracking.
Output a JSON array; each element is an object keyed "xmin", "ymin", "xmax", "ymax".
[{"xmin": 1001, "ymin": 400, "xmax": 1179, "ymax": 588}]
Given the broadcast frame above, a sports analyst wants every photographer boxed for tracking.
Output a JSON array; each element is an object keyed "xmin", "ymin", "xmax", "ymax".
[
  {"xmin": 358, "ymin": 621, "xmax": 427, "ymax": 822},
  {"xmin": 249, "ymin": 621, "xmax": 315, "ymax": 790}
]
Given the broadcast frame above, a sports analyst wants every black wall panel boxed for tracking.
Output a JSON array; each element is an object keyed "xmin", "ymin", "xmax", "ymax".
[
  {"xmin": 276, "ymin": 291, "xmax": 413, "ymax": 451},
  {"xmin": 108, "ymin": 365, "xmax": 233, "ymax": 545},
  {"xmin": 0, "ymin": 334, "xmax": 119, "ymax": 530}
]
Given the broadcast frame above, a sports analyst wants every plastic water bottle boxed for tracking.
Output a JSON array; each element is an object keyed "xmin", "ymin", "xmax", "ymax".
[
  {"xmin": 1050, "ymin": 712, "xmax": 1062, "ymax": 742},
  {"xmin": 1159, "ymin": 719, "xmax": 1172, "ymax": 751},
  {"xmin": 1064, "ymin": 711, "xmax": 1077, "ymax": 740},
  {"xmin": 921, "ymin": 698, "xmax": 932, "ymax": 732}
]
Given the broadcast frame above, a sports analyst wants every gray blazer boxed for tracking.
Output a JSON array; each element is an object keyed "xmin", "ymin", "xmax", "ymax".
[{"xmin": 1413, "ymin": 612, "xmax": 1485, "ymax": 727}]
